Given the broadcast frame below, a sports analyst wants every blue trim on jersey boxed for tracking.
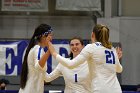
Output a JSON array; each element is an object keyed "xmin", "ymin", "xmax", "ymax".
[
  {"xmin": 38, "ymin": 47, "xmax": 42, "ymax": 60},
  {"xmin": 75, "ymin": 74, "xmax": 78, "ymax": 82},
  {"xmin": 95, "ymin": 42, "xmax": 102, "ymax": 46},
  {"xmin": 44, "ymin": 47, "xmax": 48, "ymax": 52}
]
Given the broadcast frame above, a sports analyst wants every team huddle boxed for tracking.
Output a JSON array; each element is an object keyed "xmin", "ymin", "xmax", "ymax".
[{"xmin": 19, "ymin": 24, "xmax": 123, "ymax": 93}]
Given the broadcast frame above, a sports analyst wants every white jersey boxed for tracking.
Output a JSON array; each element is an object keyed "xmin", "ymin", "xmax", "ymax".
[
  {"xmin": 56, "ymin": 42, "xmax": 123, "ymax": 93},
  {"xmin": 19, "ymin": 45, "xmax": 47, "ymax": 93},
  {"xmin": 45, "ymin": 61, "xmax": 91, "ymax": 93}
]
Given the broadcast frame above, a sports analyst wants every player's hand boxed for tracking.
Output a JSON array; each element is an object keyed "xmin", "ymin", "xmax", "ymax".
[
  {"xmin": 116, "ymin": 47, "xmax": 122, "ymax": 60},
  {"xmin": 45, "ymin": 35, "xmax": 52, "ymax": 47},
  {"xmin": 48, "ymin": 41, "xmax": 57, "ymax": 58}
]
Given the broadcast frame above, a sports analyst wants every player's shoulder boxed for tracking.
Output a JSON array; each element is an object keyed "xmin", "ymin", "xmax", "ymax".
[
  {"xmin": 33, "ymin": 45, "xmax": 45, "ymax": 51},
  {"xmin": 85, "ymin": 42, "xmax": 102, "ymax": 48},
  {"xmin": 83, "ymin": 44, "xmax": 93, "ymax": 51},
  {"xmin": 85, "ymin": 43, "xmax": 93, "ymax": 48},
  {"xmin": 31, "ymin": 45, "xmax": 46, "ymax": 55},
  {"xmin": 33, "ymin": 45, "xmax": 40, "ymax": 50},
  {"xmin": 83, "ymin": 43, "xmax": 99, "ymax": 52},
  {"xmin": 34, "ymin": 44, "xmax": 39, "ymax": 48}
]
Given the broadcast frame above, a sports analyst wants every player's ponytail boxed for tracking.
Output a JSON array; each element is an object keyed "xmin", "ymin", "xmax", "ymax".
[
  {"xmin": 20, "ymin": 34, "xmax": 36, "ymax": 89},
  {"xmin": 93, "ymin": 24, "xmax": 112, "ymax": 49}
]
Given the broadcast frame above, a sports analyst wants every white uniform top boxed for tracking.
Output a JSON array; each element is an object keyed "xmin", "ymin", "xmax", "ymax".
[
  {"xmin": 45, "ymin": 61, "xmax": 91, "ymax": 93},
  {"xmin": 56, "ymin": 42, "xmax": 123, "ymax": 93},
  {"xmin": 19, "ymin": 45, "xmax": 47, "ymax": 93}
]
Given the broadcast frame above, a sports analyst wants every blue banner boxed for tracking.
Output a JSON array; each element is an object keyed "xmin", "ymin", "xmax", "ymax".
[{"xmin": 0, "ymin": 40, "xmax": 71, "ymax": 76}]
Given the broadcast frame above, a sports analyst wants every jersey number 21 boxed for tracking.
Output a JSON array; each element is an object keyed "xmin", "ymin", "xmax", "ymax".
[{"xmin": 105, "ymin": 50, "xmax": 115, "ymax": 64}]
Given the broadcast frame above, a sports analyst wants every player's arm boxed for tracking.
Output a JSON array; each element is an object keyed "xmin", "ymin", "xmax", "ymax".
[
  {"xmin": 116, "ymin": 61, "xmax": 123, "ymax": 73},
  {"xmin": 44, "ymin": 64, "xmax": 62, "ymax": 82},
  {"xmin": 35, "ymin": 36, "xmax": 52, "ymax": 69},
  {"xmin": 115, "ymin": 49, "xmax": 123, "ymax": 73},
  {"xmin": 38, "ymin": 50, "xmax": 50, "ymax": 68},
  {"xmin": 34, "ymin": 47, "xmax": 50, "ymax": 71},
  {"xmin": 48, "ymin": 41, "xmax": 90, "ymax": 68}
]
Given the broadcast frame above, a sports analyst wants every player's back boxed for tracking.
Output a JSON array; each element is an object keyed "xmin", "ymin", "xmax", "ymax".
[{"xmin": 85, "ymin": 42, "xmax": 122, "ymax": 93}]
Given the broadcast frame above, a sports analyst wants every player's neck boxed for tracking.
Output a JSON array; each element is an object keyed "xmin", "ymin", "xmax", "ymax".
[
  {"xmin": 37, "ymin": 42, "xmax": 45, "ymax": 48},
  {"xmin": 73, "ymin": 54, "xmax": 78, "ymax": 58}
]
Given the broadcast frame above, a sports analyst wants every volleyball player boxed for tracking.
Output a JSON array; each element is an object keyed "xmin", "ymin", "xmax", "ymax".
[
  {"xmin": 19, "ymin": 24, "xmax": 53, "ymax": 93},
  {"xmin": 44, "ymin": 37, "xmax": 91, "ymax": 93}
]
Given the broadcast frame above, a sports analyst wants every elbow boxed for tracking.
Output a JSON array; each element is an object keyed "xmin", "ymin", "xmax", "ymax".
[
  {"xmin": 44, "ymin": 73, "xmax": 52, "ymax": 82},
  {"xmin": 117, "ymin": 69, "xmax": 123, "ymax": 73},
  {"xmin": 35, "ymin": 62, "xmax": 46, "ymax": 71},
  {"xmin": 116, "ymin": 67, "xmax": 123, "ymax": 73},
  {"xmin": 44, "ymin": 78, "xmax": 51, "ymax": 83}
]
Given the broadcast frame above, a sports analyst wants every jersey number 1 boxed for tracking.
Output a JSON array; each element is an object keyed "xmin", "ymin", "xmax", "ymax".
[
  {"xmin": 74, "ymin": 74, "xmax": 78, "ymax": 82},
  {"xmin": 105, "ymin": 50, "xmax": 115, "ymax": 64}
]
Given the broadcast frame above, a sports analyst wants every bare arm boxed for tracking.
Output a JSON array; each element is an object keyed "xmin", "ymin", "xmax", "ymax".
[
  {"xmin": 48, "ymin": 41, "xmax": 57, "ymax": 58},
  {"xmin": 115, "ymin": 48, "xmax": 123, "ymax": 73},
  {"xmin": 39, "ymin": 37, "xmax": 52, "ymax": 68},
  {"xmin": 116, "ymin": 62, "xmax": 123, "ymax": 73},
  {"xmin": 39, "ymin": 50, "xmax": 50, "ymax": 68},
  {"xmin": 44, "ymin": 64, "xmax": 62, "ymax": 82}
]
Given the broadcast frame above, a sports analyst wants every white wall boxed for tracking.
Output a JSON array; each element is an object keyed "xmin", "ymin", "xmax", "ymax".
[
  {"xmin": 0, "ymin": 15, "xmax": 94, "ymax": 40},
  {"xmin": 120, "ymin": 17, "xmax": 140, "ymax": 85},
  {"xmin": 97, "ymin": 17, "xmax": 120, "ymax": 42}
]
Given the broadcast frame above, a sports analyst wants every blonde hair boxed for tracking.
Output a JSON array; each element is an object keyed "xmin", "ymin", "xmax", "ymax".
[{"xmin": 93, "ymin": 24, "xmax": 112, "ymax": 49}]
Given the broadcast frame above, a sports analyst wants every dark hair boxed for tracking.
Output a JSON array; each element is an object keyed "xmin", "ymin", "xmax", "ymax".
[
  {"xmin": 20, "ymin": 24, "xmax": 52, "ymax": 89},
  {"xmin": 0, "ymin": 79, "xmax": 9, "ymax": 85},
  {"xmin": 93, "ymin": 24, "xmax": 112, "ymax": 49},
  {"xmin": 69, "ymin": 37, "xmax": 84, "ymax": 59}
]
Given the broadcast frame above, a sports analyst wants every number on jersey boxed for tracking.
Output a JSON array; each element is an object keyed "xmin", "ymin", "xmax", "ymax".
[
  {"xmin": 105, "ymin": 50, "xmax": 115, "ymax": 64},
  {"xmin": 74, "ymin": 74, "xmax": 78, "ymax": 82}
]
